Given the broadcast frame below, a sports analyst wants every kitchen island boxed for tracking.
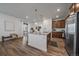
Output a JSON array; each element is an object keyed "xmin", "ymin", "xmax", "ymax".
[{"xmin": 28, "ymin": 32, "xmax": 50, "ymax": 52}]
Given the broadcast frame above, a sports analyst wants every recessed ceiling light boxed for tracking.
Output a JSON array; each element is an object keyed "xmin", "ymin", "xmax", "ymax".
[
  {"xmin": 57, "ymin": 9, "xmax": 60, "ymax": 12},
  {"xmin": 56, "ymin": 15, "xmax": 59, "ymax": 18},
  {"xmin": 26, "ymin": 16, "xmax": 28, "ymax": 18},
  {"xmin": 35, "ymin": 22, "xmax": 37, "ymax": 25}
]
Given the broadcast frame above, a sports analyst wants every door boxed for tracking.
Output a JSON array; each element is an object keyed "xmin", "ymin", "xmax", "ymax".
[{"xmin": 22, "ymin": 23, "xmax": 28, "ymax": 45}]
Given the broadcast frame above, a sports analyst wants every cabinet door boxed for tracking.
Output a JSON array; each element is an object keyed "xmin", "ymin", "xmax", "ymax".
[
  {"xmin": 74, "ymin": 3, "xmax": 79, "ymax": 13},
  {"xmin": 52, "ymin": 20, "xmax": 65, "ymax": 28},
  {"xmin": 56, "ymin": 21, "xmax": 61, "ymax": 28},
  {"xmin": 69, "ymin": 4, "xmax": 79, "ymax": 14},
  {"xmin": 60, "ymin": 20, "xmax": 65, "ymax": 28},
  {"xmin": 52, "ymin": 32, "xmax": 62, "ymax": 38}
]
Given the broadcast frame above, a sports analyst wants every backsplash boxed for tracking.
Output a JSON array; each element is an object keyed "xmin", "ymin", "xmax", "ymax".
[{"xmin": 53, "ymin": 28, "xmax": 65, "ymax": 32}]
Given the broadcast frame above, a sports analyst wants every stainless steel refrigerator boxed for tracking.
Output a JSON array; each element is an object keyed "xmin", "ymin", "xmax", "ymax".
[{"xmin": 65, "ymin": 12, "xmax": 79, "ymax": 56}]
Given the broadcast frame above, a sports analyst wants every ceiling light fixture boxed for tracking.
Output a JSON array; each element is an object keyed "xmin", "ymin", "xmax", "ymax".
[
  {"xmin": 34, "ymin": 9, "xmax": 43, "ymax": 20},
  {"xmin": 26, "ymin": 16, "xmax": 28, "ymax": 19},
  {"xmin": 57, "ymin": 8, "xmax": 60, "ymax": 12}
]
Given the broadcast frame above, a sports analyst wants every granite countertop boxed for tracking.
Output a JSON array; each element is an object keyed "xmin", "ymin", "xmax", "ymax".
[
  {"xmin": 52, "ymin": 31, "xmax": 64, "ymax": 32},
  {"xmin": 28, "ymin": 32, "xmax": 50, "ymax": 35},
  {"xmin": 52, "ymin": 30, "xmax": 65, "ymax": 32}
]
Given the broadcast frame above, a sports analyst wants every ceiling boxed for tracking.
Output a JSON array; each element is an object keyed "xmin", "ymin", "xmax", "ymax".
[{"xmin": 0, "ymin": 3, "xmax": 71, "ymax": 23}]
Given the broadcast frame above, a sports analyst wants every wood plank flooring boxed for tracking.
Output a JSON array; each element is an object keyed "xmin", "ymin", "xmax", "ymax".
[{"xmin": 0, "ymin": 38, "xmax": 68, "ymax": 56}]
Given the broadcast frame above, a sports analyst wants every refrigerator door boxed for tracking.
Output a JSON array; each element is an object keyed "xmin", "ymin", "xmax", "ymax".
[
  {"xmin": 65, "ymin": 14, "xmax": 76, "ymax": 56},
  {"xmin": 67, "ymin": 24, "xmax": 76, "ymax": 55}
]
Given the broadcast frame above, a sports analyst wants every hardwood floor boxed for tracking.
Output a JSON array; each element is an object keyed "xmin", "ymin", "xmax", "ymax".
[{"xmin": 0, "ymin": 38, "xmax": 68, "ymax": 56}]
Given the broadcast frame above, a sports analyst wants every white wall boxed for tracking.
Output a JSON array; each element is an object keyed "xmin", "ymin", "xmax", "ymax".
[
  {"xmin": 0, "ymin": 13, "xmax": 23, "ymax": 41},
  {"xmin": 28, "ymin": 18, "xmax": 52, "ymax": 33},
  {"xmin": 42, "ymin": 19, "xmax": 52, "ymax": 32}
]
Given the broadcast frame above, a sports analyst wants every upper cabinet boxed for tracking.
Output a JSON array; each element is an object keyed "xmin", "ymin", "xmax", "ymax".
[
  {"xmin": 65, "ymin": 3, "xmax": 79, "ymax": 21},
  {"xmin": 69, "ymin": 3, "xmax": 79, "ymax": 15},
  {"xmin": 75, "ymin": 4, "xmax": 79, "ymax": 12},
  {"xmin": 52, "ymin": 20, "xmax": 65, "ymax": 28}
]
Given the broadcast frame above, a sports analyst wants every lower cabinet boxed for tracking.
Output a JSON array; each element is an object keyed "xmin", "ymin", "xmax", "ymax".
[{"xmin": 52, "ymin": 32, "xmax": 63, "ymax": 38}]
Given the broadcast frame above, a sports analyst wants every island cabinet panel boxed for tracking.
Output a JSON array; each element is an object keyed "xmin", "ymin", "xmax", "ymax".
[
  {"xmin": 28, "ymin": 33, "xmax": 49, "ymax": 52},
  {"xmin": 52, "ymin": 20, "xmax": 65, "ymax": 28}
]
